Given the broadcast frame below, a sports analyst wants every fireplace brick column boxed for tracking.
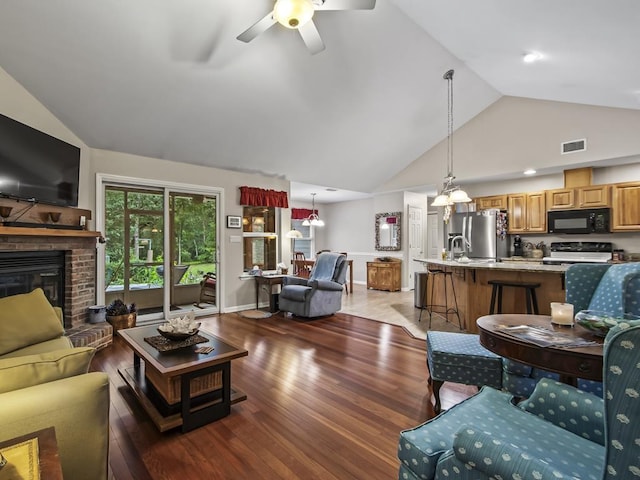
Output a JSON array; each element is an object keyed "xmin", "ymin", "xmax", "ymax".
[{"xmin": 0, "ymin": 232, "xmax": 99, "ymax": 329}]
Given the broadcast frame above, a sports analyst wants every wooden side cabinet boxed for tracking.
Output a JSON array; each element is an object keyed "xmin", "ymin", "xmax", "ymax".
[{"xmin": 367, "ymin": 259, "xmax": 401, "ymax": 292}]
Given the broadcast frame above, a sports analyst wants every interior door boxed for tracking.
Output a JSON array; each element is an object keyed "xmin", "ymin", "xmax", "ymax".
[{"xmin": 408, "ymin": 205, "xmax": 423, "ymax": 289}]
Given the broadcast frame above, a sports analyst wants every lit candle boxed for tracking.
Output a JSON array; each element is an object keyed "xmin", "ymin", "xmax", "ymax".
[{"xmin": 551, "ymin": 302, "xmax": 574, "ymax": 325}]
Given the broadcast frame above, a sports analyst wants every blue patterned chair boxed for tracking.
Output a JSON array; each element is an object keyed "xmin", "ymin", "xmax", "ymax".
[
  {"xmin": 426, "ymin": 331, "xmax": 502, "ymax": 413},
  {"xmin": 398, "ymin": 321, "xmax": 640, "ymax": 480},
  {"xmin": 279, "ymin": 252, "xmax": 347, "ymax": 318},
  {"xmin": 502, "ymin": 262, "xmax": 640, "ymax": 398}
]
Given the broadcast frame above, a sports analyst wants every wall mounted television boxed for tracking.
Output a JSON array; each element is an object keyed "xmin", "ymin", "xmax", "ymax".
[{"xmin": 0, "ymin": 112, "xmax": 80, "ymax": 207}]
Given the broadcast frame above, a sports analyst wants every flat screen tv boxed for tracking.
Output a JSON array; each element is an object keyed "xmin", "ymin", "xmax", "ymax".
[{"xmin": 0, "ymin": 112, "xmax": 80, "ymax": 207}]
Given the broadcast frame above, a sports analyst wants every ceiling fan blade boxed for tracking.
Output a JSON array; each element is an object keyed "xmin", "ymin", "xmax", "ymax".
[
  {"xmin": 237, "ymin": 12, "xmax": 277, "ymax": 43},
  {"xmin": 298, "ymin": 20, "xmax": 325, "ymax": 55},
  {"xmin": 314, "ymin": 0, "xmax": 376, "ymax": 11}
]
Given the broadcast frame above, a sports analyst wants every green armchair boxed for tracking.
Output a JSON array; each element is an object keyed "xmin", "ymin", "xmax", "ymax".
[{"xmin": 0, "ymin": 289, "xmax": 110, "ymax": 480}]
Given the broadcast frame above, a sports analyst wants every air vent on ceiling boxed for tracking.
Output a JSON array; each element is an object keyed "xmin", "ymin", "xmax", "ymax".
[{"xmin": 561, "ymin": 138, "xmax": 586, "ymax": 154}]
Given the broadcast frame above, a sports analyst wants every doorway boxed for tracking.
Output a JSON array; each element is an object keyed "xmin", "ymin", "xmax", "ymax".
[{"xmin": 102, "ymin": 183, "xmax": 219, "ymax": 322}]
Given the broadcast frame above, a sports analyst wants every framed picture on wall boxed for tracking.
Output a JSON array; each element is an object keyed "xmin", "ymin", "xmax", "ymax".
[{"xmin": 227, "ymin": 215, "xmax": 242, "ymax": 229}]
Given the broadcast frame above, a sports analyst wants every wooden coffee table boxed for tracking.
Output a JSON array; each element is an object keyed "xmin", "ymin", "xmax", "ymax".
[
  {"xmin": 118, "ymin": 325, "xmax": 248, "ymax": 432},
  {"xmin": 477, "ymin": 314, "xmax": 604, "ymax": 385}
]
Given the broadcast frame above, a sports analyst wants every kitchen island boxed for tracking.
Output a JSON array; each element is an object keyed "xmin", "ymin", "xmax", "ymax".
[{"xmin": 414, "ymin": 258, "xmax": 568, "ymax": 333}]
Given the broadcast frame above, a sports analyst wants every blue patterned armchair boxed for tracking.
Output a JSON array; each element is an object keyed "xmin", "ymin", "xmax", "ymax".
[
  {"xmin": 502, "ymin": 262, "xmax": 640, "ymax": 398},
  {"xmin": 398, "ymin": 322, "xmax": 640, "ymax": 480},
  {"xmin": 279, "ymin": 252, "xmax": 347, "ymax": 318}
]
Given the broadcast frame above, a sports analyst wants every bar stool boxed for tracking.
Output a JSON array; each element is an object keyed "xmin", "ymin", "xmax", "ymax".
[
  {"xmin": 419, "ymin": 269, "xmax": 462, "ymax": 329},
  {"xmin": 488, "ymin": 280, "xmax": 541, "ymax": 314}
]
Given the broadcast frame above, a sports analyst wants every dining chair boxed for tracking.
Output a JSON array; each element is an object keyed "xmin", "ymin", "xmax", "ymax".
[{"xmin": 293, "ymin": 252, "xmax": 311, "ymax": 278}]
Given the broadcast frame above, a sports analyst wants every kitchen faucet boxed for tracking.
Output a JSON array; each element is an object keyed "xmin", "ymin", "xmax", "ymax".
[{"xmin": 450, "ymin": 235, "xmax": 470, "ymax": 258}]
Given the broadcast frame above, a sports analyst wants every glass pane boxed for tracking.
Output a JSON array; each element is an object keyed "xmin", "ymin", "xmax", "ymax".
[
  {"xmin": 105, "ymin": 189, "xmax": 125, "ymax": 290},
  {"xmin": 243, "ymin": 236, "xmax": 277, "ymax": 271},
  {"xmin": 170, "ymin": 193, "xmax": 217, "ymax": 286},
  {"xmin": 243, "ymin": 206, "xmax": 276, "ymax": 233}
]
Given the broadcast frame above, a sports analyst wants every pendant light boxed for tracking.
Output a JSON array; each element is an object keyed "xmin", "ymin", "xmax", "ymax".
[
  {"xmin": 302, "ymin": 193, "xmax": 324, "ymax": 227},
  {"xmin": 431, "ymin": 69, "xmax": 471, "ymax": 207}
]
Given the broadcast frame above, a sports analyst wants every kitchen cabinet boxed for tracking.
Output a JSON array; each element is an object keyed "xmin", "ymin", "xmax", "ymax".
[
  {"xmin": 578, "ymin": 185, "xmax": 610, "ymax": 208},
  {"xmin": 546, "ymin": 188, "xmax": 575, "ymax": 210},
  {"xmin": 546, "ymin": 185, "xmax": 609, "ymax": 210},
  {"xmin": 507, "ymin": 192, "xmax": 546, "ymax": 233},
  {"xmin": 474, "ymin": 195, "xmax": 508, "ymax": 210},
  {"xmin": 612, "ymin": 181, "xmax": 640, "ymax": 231},
  {"xmin": 367, "ymin": 259, "xmax": 401, "ymax": 291}
]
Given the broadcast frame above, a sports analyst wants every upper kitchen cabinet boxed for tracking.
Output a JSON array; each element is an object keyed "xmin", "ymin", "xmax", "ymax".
[
  {"xmin": 546, "ymin": 188, "xmax": 575, "ymax": 210},
  {"xmin": 508, "ymin": 192, "xmax": 546, "ymax": 233},
  {"xmin": 474, "ymin": 194, "xmax": 508, "ymax": 210},
  {"xmin": 546, "ymin": 185, "xmax": 610, "ymax": 210},
  {"xmin": 578, "ymin": 185, "xmax": 610, "ymax": 208},
  {"xmin": 612, "ymin": 181, "xmax": 640, "ymax": 231}
]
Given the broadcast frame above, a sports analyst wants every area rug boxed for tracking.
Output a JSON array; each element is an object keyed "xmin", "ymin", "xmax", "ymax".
[
  {"xmin": 239, "ymin": 309, "xmax": 273, "ymax": 319},
  {"xmin": 339, "ymin": 303, "xmax": 463, "ymax": 340}
]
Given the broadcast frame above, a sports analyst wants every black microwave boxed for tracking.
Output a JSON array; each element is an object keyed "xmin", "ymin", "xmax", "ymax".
[{"xmin": 547, "ymin": 208, "xmax": 610, "ymax": 234}]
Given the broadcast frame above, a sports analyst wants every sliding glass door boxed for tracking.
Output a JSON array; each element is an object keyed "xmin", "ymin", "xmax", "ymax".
[{"xmin": 103, "ymin": 183, "xmax": 219, "ymax": 321}]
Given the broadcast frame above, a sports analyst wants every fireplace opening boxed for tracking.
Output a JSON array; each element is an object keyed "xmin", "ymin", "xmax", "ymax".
[{"xmin": 0, "ymin": 251, "xmax": 65, "ymax": 315}]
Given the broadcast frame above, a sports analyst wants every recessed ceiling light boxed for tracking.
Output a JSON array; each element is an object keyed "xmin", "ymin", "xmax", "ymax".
[
  {"xmin": 524, "ymin": 169, "xmax": 537, "ymax": 175},
  {"xmin": 523, "ymin": 52, "xmax": 542, "ymax": 63}
]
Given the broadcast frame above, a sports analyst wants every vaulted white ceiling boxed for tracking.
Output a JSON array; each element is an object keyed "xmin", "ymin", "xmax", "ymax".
[{"xmin": 1, "ymin": 1, "xmax": 639, "ymax": 203}]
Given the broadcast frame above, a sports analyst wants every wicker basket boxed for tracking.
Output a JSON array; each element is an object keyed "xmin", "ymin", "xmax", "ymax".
[{"xmin": 106, "ymin": 313, "xmax": 137, "ymax": 332}]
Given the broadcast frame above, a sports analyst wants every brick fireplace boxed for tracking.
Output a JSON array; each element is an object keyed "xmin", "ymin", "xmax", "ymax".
[{"xmin": 0, "ymin": 231, "xmax": 99, "ymax": 329}]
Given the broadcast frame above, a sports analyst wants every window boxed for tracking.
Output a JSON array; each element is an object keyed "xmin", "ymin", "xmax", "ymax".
[
  {"xmin": 243, "ymin": 206, "xmax": 278, "ymax": 272},
  {"xmin": 291, "ymin": 220, "xmax": 313, "ymax": 259}
]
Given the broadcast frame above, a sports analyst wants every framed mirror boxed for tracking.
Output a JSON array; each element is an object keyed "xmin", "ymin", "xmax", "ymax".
[{"xmin": 375, "ymin": 211, "xmax": 401, "ymax": 251}]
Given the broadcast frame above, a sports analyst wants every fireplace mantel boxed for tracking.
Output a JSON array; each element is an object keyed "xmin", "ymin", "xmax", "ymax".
[{"xmin": 0, "ymin": 226, "xmax": 102, "ymax": 238}]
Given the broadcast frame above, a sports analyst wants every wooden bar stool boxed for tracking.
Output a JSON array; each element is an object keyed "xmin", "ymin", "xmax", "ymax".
[
  {"xmin": 488, "ymin": 280, "xmax": 541, "ymax": 314},
  {"xmin": 419, "ymin": 269, "xmax": 462, "ymax": 329}
]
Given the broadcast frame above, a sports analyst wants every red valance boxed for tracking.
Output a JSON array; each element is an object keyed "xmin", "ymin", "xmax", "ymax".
[
  {"xmin": 291, "ymin": 208, "xmax": 319, "ymax": 220},
  {"xmin": 239, "ymin": 186, "xmax": 289, "ymax": 208}
]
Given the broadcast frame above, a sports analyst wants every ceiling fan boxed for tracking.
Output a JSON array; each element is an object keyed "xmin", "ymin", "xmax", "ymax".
[{"xmin": 237, "ymin": 0, "xmax": 376, "ymax": 55}]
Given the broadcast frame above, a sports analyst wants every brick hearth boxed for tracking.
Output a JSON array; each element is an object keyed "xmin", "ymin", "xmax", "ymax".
[{"xmin": 0, "ymin": 230, "xmax": 99, "ymax": 329}]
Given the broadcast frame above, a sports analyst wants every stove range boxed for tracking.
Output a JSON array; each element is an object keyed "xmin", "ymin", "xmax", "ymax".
[{"xmin": 542, "ymin": 241, "xmax": 613, "ymax": 265}]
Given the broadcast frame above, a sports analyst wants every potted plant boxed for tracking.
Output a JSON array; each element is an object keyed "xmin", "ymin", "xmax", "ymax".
[{"xmin": 105, "ymin": 299, "xmax": 137, "ymax": 332}]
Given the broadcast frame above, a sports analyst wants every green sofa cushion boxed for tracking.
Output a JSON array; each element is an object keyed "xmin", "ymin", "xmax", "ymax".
[
  {"xmin": 0, "ymin": 347, "xmax": 95, "ymax": 394},
  {"xmin": 0, "ymin": 288, "xmax": 65, "ymax": 355}
]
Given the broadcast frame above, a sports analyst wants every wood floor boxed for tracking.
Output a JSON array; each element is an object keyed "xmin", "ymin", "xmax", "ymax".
[{"xmin": 93, "ymin": 307, "xmax": 475, "ymax": 480}]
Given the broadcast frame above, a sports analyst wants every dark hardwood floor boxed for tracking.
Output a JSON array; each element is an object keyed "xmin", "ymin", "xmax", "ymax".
[{"xmin": 92, "ymin": 312, "xmax": 475, "ymax": 480}]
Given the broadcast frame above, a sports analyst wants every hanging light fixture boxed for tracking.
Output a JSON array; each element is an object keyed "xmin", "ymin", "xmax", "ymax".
[
  {"xmin": 302, "ymin": 193, "xmax": 325, "ymax": 227},
  {"xmin": 431, "ymin": 69, "xmax": 471, "ymax": 208},
  {"xmin": 273, "ymin": 0, "xmax": 315, "ymax": 29}
]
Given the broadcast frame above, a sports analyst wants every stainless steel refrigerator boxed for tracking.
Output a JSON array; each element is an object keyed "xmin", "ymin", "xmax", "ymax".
[{"xmin": 447, "ymin": 209, "xmax": 509, "ymax": 261}]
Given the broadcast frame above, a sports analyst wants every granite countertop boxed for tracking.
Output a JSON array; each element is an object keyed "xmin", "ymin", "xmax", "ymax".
[{"xmin": 413, "ymin": 258, "xmax": 567, "ymax": 273}]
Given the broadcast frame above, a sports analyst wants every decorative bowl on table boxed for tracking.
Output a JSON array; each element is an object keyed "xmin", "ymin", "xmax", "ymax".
[
  {"xmin": 574, "ymin": 310, "xmax": 640, "ymax": 337},
  {"xmin": 157, "ymin": 311, "xmax": 200, "ymax": 341}
]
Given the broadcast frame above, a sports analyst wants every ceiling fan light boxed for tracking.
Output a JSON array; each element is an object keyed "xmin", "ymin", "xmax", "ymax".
[
  {"xmin": 448, "ymin": 189, "xmax": 472, "ymax": 203},
  {"xmin": 431, "ymin": 194, "xmax": 450, "ymax": 207},
  {"xmin": 273, "ymin": 0, "xmax": 315, "ymax": 29}
]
